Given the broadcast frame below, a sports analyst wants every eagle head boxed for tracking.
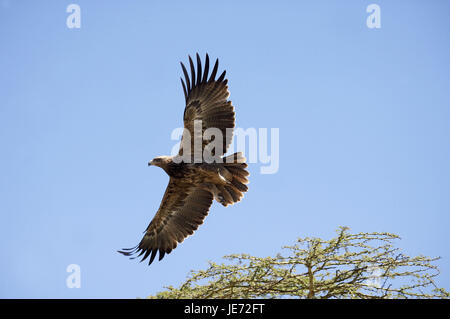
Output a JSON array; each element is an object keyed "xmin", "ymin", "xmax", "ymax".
[{"xmin": 148, "ymin": 156, "xmax": 172, "ymax": 168}]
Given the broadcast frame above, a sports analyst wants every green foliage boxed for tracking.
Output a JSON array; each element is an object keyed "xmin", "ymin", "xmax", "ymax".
[{"xmin": 148, "ymin": 227, "xmax": 449, "ymax": 299}]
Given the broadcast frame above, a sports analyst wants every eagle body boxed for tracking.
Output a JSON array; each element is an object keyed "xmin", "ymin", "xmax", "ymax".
[
  {"xmin": 119, "ymin": 54, "xmax": 249, "ymax": 265},
  {"xmin": 152, "ymin": 154, "xmax": 248, "ymax": 205}
]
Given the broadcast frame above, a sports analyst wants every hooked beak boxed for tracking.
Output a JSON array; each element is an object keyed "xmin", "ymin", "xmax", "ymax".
[{"xmin": 148, "ymin": 160, "xmax": 154, "ymax": 166}]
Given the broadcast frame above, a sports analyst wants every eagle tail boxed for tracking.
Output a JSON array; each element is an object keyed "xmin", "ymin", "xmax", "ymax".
[{"xmin": 215, "ymin": 152, "xmax": 249, "ymax": 206}]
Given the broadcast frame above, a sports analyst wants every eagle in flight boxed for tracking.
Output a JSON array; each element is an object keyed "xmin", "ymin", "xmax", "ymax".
[{"xmin": 119, "ymin": 53, "xmax": 249, "ymax": 265}]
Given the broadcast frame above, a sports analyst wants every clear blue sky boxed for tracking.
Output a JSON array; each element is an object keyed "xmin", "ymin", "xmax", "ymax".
[{"xmin": 1, "ymin": 0, "xmax": 449, "ymax": 298}]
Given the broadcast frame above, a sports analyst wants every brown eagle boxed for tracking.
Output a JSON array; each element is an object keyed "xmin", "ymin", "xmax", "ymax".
[{"xmin": 119, "ymin": 53, "xmax": 249, "ymax": 265}]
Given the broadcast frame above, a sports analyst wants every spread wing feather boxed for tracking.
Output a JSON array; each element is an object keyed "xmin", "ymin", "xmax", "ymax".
[
  {"xmin": 119, "ymin": 54, "xmax": 238, "ymax": 266},
  {"xmin": 119, "ymin": 179, "xmax": 213, "ymax": 265},
  {"xmin": 177, "ymin": 53, "xmax": 235, "ymax": 161}
]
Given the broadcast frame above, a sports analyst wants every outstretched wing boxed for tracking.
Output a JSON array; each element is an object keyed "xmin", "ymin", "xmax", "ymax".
[
  {"xmin": 119, "ymin": 179, "xmax": 214, "ymax": 265},
  {"xmin": 177, "ymin": 53, "xmax": 235, "ymax": 162}
]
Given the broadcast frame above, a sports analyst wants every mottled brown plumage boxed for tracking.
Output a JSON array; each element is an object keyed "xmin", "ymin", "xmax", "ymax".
[{"xmin": 119, "ymin": 54, "xmax": 249, "ymax": 265}]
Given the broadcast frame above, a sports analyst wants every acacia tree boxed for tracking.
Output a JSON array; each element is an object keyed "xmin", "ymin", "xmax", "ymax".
[{"xmin": 149, "ymin": 227, "xmax": 449, "ymax": 299}]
